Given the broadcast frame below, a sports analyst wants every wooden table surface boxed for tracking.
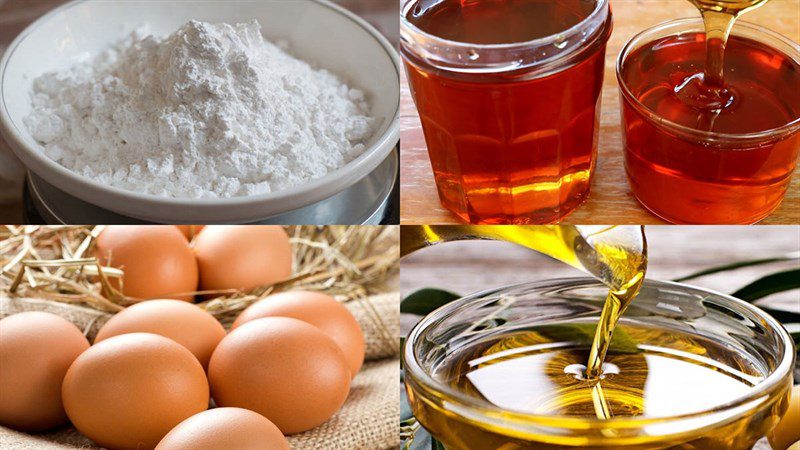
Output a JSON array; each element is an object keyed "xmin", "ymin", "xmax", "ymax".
[{"xmin": 399, "ymin": 0, "xmax": 800, "ymax": 225}]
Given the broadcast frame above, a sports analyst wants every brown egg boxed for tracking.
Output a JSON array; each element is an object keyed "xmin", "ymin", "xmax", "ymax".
[
  {"xmin": 95, "ymin": 225, "xmax": 198, "ymax": 302},
  {"xmin": 175, "ymin": 225, "xmax": 205, "ymax": 241},
  {"xmin": 0, "ymin": 312, "xmax": 89, "ymax": 431},
  {"xmin": 193, "ymin": 225, "xmax": 291, "ymax": 292},
  {"xmin": 208, "ymin": 317, "xmax": 350, "ymax": 434},
  {"xmin": 95, "ymin": 300, "xmax": 226, "ymax": 370},
  {"xmin": 155, "ymin": 408, "xmax": 289, "ymax": 450},
  {"xmin": 770, "ymin": 384, "xmax": 800, "ymax": 450},
  {"xmin": 233, "ymin": 291, "xmax": 365, "ymax": 378},
  {"xmin": 62, "ymin": 333, "xmax": 209, "ymax": 450}
]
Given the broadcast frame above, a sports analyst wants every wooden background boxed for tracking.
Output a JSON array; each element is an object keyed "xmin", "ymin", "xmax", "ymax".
[
  {"xmin": 0, "ymin": 0, "xmax": 398, "ymax": 224},
  {"xmin": 400, "ymin": 0, "xmax": 800, "ymax": 225}
]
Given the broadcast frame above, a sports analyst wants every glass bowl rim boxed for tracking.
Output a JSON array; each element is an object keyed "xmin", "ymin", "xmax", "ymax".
[
  {"xmin": 403, "ymin": 277, "xmax": 795, "ymax": 430},
  {"xmin": 616, "ymin": 18, "xmax": 800, "ymax": 145}
]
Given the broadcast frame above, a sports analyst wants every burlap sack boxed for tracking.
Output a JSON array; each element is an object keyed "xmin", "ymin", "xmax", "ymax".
[{"xmin": 0, "ymin": 292, "xmax": 400, "ymax": 450}]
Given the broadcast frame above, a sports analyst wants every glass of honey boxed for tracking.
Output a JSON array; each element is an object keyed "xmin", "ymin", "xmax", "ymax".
[
  {"xmin": 617, "ymin": 19, "xmax": 800, "ymax": 224},
  {"xmin": 404, "ymin": 278, "xmax": 795, "ymax": 449},
  {"xmin": 401, "ymin": 0, "xmax": 613, "ymax": 224}
]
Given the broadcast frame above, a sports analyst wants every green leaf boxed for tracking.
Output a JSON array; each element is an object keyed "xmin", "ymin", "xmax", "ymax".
[
  {"xmin": 400, "ymin": 376, "xmax": 412, "ymax": 420},
  {"xmin": 401, "ymin": 384, "xmax": 446, "ymax": 450},
  {"xmin": 731, "ymin": 268, "xmax": 800, "ymax": 302},
  {"xmin": 759, "ymin": 307, "xmax": 800, "ymax": 325},
  {"xmin": 673, "ymin": 254, "xmax": 799, "ymax": 282},
  {"xmin": 782, "ymin": 323, "xmax": 800, "ymax": 347},
  {"xmin": 402, "ymin": 288, "xmax": 461, "ymax": 315}
]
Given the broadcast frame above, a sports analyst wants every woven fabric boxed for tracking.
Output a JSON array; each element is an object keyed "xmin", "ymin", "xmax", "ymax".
[{"xmin": 0, "ymin": 292, "xmax": 400, "ymax": 449}]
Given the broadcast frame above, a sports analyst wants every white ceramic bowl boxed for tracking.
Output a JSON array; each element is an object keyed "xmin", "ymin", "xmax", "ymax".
[{"xmin": 0, "ymin": 0, "xmax": 400, "ymax": 223}]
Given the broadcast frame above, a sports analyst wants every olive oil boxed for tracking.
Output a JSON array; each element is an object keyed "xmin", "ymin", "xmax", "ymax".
[
  {"xmin": 400, "ymin": 225, "xmax": 646, "ymax": 293},
  {"xmin": 419, "ymin": 323, "xmax": 775, "ymax": 449},
  {"xmin": 440, "ymin": 324, "xmax": 761, "ymax": 418}
]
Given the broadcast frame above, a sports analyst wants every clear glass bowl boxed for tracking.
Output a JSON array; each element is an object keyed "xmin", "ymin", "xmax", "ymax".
[{"xmin": 403, "ymin": 278, "xmax": 795, "ymax": 449}]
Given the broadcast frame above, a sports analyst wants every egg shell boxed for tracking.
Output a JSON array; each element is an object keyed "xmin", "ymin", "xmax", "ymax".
[
  {"xmin": 95, "ymin": 300, "xmax": 226, "ymax": 370},
  {"xmin": 193, "ymin": 225, "xmax": 291, "ymax": 292},
  {"xmin": 175, "ymin": 225, "xmax": 205, "ymax": 241},
  {"xmin": 233, "ymin": 291, "xmax": 365, "ymax": 378},
  {"xmin": 770, "ymin": 384, "xmax": 800, "ymax": 450},
  {"xmin": 155, "ymin": 408, "xmax": 289, "ymax": 450},
  {"xmin": 208, "ymin": 317, "xmax": 350, "ymax": 434},
  {"xmin": 95, "ymin": 225, "xmax": 198, "ymax": 302},
  {"xmin": 62, "ymin": 333, "xmax": 209, "ymax": 450},
  {"xmin": 0, "ymin": 312, "xmax": 90, "ymax": 431}
]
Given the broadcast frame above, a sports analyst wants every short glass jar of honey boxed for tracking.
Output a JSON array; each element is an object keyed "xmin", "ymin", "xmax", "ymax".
[
  {"xmin": 617, "ymin": 19, "xmax": 800, "ymax": 224},
  {"xmin": 401, "ymin": 0, "xmax": 613, "ymax": 224}
]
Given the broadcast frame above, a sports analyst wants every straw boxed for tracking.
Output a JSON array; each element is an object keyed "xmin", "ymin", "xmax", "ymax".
[{"xmin": 0, "ymin": 226, "xmax": 399, "ymax": 350}]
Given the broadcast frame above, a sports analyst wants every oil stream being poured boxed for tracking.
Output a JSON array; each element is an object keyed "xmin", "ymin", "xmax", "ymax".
[{"xmin": 400, "ymin": 225, "xmax": 648, "ymax": 419}]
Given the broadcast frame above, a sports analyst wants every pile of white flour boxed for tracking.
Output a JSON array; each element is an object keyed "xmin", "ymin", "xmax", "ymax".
[{"xmin": 24, "ymin": 20, "xmax": 374, "ymax": 198}]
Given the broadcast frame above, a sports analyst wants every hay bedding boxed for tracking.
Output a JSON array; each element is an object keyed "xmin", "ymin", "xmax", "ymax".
[{"xmin": 0, "ymin": 225, "xmax": 400, "ymax": 450}]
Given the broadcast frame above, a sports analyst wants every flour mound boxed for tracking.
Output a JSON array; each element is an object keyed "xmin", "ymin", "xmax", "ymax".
[{"xmin": 24, "ymin": 20, "xmax": 374, "ymax": 198}]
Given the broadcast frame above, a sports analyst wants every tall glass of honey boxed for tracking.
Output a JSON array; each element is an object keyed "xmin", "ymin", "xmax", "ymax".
[{"xmin": 401, "ymin": 0, "xmax": 613, "ymax": 224}]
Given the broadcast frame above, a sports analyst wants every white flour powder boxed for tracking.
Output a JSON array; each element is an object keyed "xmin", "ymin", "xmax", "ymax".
[{"xmin": 24, "ymin": 20, "xmax": 374, "ymax": 198}]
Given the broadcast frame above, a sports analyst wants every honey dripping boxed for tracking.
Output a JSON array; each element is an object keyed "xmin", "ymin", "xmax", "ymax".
[
  {"xmin": 676, "ymin": 0, "xmax": 770, "ymax": 126},
  {"xmin": 401, "ymin": 225, "xmax": 647, "ymax": 418}
]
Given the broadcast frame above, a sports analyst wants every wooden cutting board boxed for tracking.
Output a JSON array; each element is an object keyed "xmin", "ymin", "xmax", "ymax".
[{"xmin": 400, "ymin": 0, "xmax": 800, "ymax": 225}]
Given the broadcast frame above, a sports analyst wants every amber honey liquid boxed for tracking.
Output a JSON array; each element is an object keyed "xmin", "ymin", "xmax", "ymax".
[
  {"xmin": 620, "ymin": 32, "xmax": 800, "ymax": 224},
  {"xmin": 403, "ymin": 0, "xmax": 611, "ymax": 224},
  {"xmin": 619, "ymin": 0, "xmax": 799, "ymax": 224}
]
